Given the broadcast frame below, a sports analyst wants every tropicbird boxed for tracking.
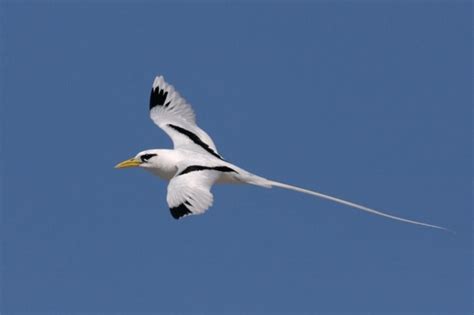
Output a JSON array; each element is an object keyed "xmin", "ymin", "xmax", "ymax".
[{"xmin": 115, "ymin": 75, "xmax": 446, "ymax": 231}]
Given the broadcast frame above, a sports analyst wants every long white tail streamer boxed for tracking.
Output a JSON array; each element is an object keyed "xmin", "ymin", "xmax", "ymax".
[{"xmin": 267, "ymin": 180, "xmax": 450, "ymax": 232}]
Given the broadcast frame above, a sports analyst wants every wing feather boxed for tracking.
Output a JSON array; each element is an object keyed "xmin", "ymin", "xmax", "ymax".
[
  {"xmin": 166, "ymin": 169, "xmax": 220, "ymax": 219},
  {"xmin": 149, "ymin": 75, "xmax": 222, "ymax": 159}
]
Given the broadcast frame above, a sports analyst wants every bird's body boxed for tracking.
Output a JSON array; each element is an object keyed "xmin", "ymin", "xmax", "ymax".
[
  {"xmin": 138, "ymin": 148, "xmax": 263, "ymax": 185},
  {"xmin": 116, "ymin": 75, "xmax": 447, "ymax": 231}
]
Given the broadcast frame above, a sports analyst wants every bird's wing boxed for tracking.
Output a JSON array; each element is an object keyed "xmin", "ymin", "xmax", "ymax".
[
  {"xmin": 149, "ymin": 75, "xmax": 223, "ymax": 160},
  {"xmin": 166, "ymin": 168, "xmax": 221, "ymax": 219}
]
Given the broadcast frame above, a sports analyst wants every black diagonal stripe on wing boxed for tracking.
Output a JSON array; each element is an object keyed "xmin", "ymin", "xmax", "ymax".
[
  {"xmin": 168, "ymin": 124, "xmax": 223, "ymax": 160},
  {"xmin": 178, "ymin": 165, "xmax": 237, "ymax": 176}
]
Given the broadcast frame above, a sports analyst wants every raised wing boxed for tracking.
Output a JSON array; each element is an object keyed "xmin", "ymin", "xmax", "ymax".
[
  {"xmin": 166, "ymin": 168, "xmax": 222, "ymax": 219},
  {"xmin": 149, "ymin": 75, "xmax": 223, "ymax": 160}
]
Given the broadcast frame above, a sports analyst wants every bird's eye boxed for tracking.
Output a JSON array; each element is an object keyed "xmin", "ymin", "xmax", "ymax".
[{"xmin": 140, "ymin": 154, "xmax": 157, "ymax": 162}]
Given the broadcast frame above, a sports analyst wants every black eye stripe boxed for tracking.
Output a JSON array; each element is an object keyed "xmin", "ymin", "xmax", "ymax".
[{"xmin": 140, "ymin": 154, "xmax": 157, "ymax": 162}]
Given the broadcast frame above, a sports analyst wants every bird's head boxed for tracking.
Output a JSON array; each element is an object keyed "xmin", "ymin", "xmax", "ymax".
[{"xmin": 114, "ymin": 149, "xmax": 160, "ymax": 169}]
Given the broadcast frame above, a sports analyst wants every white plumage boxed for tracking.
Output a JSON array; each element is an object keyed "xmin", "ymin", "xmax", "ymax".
[
  {"xmin": 115, "ymin": 75, "xmax": 448, "ymax": 231},
  {"xmin": 149, "ymin": 76, "xmax": 220, "ymax": 159}
]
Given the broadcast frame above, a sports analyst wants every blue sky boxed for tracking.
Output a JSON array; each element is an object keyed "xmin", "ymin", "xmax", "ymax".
[{"xmin": 1, "ymin": 1, "xmax": 472, "ymax": 313}]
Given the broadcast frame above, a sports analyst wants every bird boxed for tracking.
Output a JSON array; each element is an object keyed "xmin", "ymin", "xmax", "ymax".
[{"xmin": 115, "ymin": 75, "xmax": 447, "ymax": 231}]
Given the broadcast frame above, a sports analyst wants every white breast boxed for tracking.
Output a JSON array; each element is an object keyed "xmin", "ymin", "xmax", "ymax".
[{"xmin": 146, "ymin": 167, "xmax": 177, "ymax": 180}]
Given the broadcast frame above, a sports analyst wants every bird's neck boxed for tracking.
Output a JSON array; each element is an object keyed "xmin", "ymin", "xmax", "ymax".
[{"xmin": 146, "ymin": 149, "xmax": 181, "ymax": 180}]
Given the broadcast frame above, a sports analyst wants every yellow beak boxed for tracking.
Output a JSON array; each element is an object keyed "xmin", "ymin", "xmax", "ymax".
[{"xmin": 115, "ymin": 157, "xmax": 141, "ymax": 169}]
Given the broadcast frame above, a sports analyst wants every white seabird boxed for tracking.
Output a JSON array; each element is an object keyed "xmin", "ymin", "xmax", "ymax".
[{"xmin": 115, "ymin": 75, "xmax": 447, "ymax": 231}]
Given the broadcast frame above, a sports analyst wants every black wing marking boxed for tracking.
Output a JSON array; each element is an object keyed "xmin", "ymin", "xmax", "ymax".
[
  {"xmin": 170, "ymin": 203, "xmax": 192, "ymax": 220},
  {"xmin": 150, "ymin": 85, "xmax": 171, "ymax": 109},
  {"xmin": 178, "ymin": 165, "xmax": 237, "ymax": 176},
  {"xmin": 168, "ymin": 124, "xmax": 223, "ymax": 160}
]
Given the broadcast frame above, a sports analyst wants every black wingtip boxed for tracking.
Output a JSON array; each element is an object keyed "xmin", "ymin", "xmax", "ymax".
[
  {"xmin": 149, "ymin": 86, "xmax": 168, "ymax": 110},
  {"xmin": 170, "ymin": 203, "xmax": 192, "ymax": 220}
]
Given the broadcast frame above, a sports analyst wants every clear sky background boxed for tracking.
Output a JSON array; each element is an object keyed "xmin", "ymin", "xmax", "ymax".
[{"xmin": 1, "ymin": 1, "xmax": 472, "ymax": 314}]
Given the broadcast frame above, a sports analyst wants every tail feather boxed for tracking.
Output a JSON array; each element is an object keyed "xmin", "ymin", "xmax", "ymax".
[{"xmin": 262, "ymin": 179, "xmax": 450, "ymax": 232}]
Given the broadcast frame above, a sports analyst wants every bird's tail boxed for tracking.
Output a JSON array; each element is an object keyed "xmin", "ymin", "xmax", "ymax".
[{"xmin": 244, "ymin": 174, "xmax": 449, "ymax": 232}]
